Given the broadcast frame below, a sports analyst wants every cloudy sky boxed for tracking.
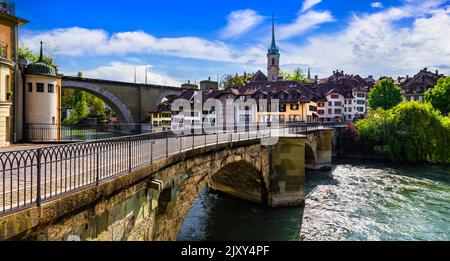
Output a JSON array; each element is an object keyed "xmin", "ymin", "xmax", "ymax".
[{"xmin": 17, "ymin": 0, "xmax": 450, "ymax": 86}]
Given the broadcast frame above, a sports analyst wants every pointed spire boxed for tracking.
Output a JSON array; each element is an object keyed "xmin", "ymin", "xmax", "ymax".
[
  {"xmin": 38, "ymin": 41, "xmax": 44, "ymax": 62},
  {"xmin": 307, "ymin": 67, "xmax": 312, "ymax": 80},
  {"xmin": 268, "ymin": 12, "xmax": 279, "ymax": 55}
]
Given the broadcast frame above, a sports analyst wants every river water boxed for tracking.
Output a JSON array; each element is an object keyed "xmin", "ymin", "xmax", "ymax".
[{"xmin": 177, "ymin": 159, "xmax": 450, "ymax": 241}]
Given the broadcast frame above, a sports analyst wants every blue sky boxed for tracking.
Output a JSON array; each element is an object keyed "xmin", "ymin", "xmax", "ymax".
[{"xmin": 17, "ymin": 0, "xmax": 450, "ymax": 86}]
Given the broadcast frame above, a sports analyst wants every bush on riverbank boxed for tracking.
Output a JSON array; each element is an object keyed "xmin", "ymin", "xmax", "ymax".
[{"xmin": 356, "ymin": 102, "xmax": 450, "ymax": 164}]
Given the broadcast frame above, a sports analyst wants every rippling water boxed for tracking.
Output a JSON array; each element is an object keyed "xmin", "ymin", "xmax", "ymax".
[{"xmin": 177, "ymin": 159, "xmax": 450, "ymax": 241}]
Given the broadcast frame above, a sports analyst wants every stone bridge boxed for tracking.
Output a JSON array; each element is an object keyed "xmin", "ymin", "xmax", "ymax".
[
  {"xmin": 0, "ymin": 129, "xmax": 333, "ymax": 241},
  {"xmin": 61, "ymin": 76, "xmax": 185, "ymax": 123}
]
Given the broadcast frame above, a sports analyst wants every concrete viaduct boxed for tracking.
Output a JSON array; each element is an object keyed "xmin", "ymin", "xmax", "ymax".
[
  {"xmin": 61, "ymin": 76, "xmax": 185, "ymax": 123},
  {"xmin": 0, "ymin": 129, "xmax": 333, "ymax": 241}
]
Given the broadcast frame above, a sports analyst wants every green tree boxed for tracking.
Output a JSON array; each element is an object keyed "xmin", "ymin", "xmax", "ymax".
[
  {"xmin": 77, "ymin": 71, "xmax": 83, "ymax": 77},
  {"xmin": 86, "ymin": 93, "xmax": 105, "ymax": 117},
  {"xmin": 18, "ymin": 44, "xmax": 57, "ymax": 67},
  {"xmin": 64, "ymin": 90, "xmax": 89, "ymax": 124},
  {"xmin": 280, "ymin": 68, "xmax": 309, "ymax": 84},
  {"xmin": 356, "ymin": 102, "xmax": 450, "ymax": 164},
  {"xmin": 368, "ymin": 78, "xmax": 403, "ymax": 110},
  {"xmin": 425, "ymin": 76, "xmax": 450, "ymax": 116},
  {"xmin": 224, "ymin": 74, "xmax": 246, "ymax": 88}
]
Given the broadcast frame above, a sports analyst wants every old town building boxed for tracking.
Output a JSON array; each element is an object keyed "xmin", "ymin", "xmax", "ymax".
[
  {"xmin": 400, "ymin": 68, "xmax": 444, "ymax": 102},
  {"xmin": 0, "ymin": 1, "xmax": 27, "ymax": 146}
]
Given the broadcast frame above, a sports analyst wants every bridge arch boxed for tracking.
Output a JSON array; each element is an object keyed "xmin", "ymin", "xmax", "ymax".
[
  {"xmin": 61, "ymin": 80, "xmax": 134, "ymax": 123},
  {"xmin": 156, "ymin": 90, "xmax": 183, "ymax": 105},
  {"xmin": 209, "ymin": 161, "xmax": 267, "ymax": 204},
  {"xmin": 154, "ymin": 146, "xmax": 269, "ymax": 240}
]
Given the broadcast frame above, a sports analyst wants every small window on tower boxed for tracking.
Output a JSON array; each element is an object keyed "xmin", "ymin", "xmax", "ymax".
[
  {"xmin": 36, "ymin": 83, "xmax": 44, "ymax": 92},
  {"xmin": 48, "ymin": 84, "xmax": 54, "ymax": 93},
  {"xmin": 28, "ymin": 83, "xmax": 33, "ymax": 92},
  {"xmin": 272, "ymin": 58, "xmax": 275, "ymax": 66}
]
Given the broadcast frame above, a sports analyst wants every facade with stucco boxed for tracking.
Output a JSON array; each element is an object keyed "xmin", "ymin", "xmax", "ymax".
[{"xmin": 0, "ymin": 5, "xmax": 27, "ymax": 146}]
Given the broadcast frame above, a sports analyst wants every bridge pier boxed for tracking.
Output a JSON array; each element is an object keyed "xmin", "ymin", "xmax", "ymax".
[
  {"xmin": 268, "ymin": 137, "xmax": 306, "ymax": 207},
  {"xmin": 305, "ymin": 129, "xmax": 334, "ymax": 170}
]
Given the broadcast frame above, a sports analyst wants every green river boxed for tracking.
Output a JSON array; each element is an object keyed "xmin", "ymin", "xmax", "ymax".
[{"xmin": 177, "ymin": 159, "xmax": 450, "ymax": 241}]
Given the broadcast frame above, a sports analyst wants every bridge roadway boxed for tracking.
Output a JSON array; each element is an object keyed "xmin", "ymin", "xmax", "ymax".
[{"xmin": 0, "ymin": 127, "xmax": 313, "ymax": 215}]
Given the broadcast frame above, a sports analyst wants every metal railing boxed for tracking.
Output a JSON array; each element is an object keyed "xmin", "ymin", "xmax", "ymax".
[
  {"xmin": 1, "ymin": 122, "xmax": 344, "ymax": 215},
  {"xmin": 24, "ymin": 123, "xmax": 152, "ymax": 142},
  {"xmin": 1, "ymin": 127, "xmax": 281, "ymax": 215},
  {"xmin": 0, "ymin": 1, "xmax": 15, "ymax": 16}
]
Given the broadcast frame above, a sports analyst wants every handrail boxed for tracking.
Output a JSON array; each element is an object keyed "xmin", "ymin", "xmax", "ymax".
[{"xmin": 0, "ymin": 122, "xmax": 344, "ymax": 215}]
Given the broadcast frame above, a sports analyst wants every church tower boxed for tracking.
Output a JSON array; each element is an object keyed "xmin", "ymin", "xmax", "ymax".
[{"xmin": 267, "ymin": 13, "xmax": 280, "ymax": 82}]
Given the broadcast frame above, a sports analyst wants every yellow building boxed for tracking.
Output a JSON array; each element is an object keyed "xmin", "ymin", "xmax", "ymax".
[
  {"xmin": 149, "ymin": 111, "xmax": 172, "ymax": 132},
  {"xmin": 0, "ymin": 3, "xmax": 27, "ymax": 146},
  {"xmin": 257, "ymin": 101, "xmax": 318, "ymax": 124}
]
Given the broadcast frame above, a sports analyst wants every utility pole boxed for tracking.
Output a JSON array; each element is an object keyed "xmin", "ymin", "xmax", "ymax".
[
  {"xmin": 145, "ymin": 65, "xmax": 148, "ymax": 84},
  {"xmin": 134, "ymin": 67, "xmax": 137, "ymax": 83}
]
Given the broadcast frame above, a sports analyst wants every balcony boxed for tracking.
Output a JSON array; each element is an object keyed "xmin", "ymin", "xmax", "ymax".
[{"xmin": 0, "ymin": 1, "xmax": 15, "ymax": 16}]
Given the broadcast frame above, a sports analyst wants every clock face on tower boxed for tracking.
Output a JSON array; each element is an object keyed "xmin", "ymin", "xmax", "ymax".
[{"xmin": 271, "ymin": 66, "xmax": 277, "ymax": 72}]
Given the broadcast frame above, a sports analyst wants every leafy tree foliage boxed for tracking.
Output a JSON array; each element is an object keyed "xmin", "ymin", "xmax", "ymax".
[
  {"xmin": 368, "ymin": 78, "xmax": 402, "ymax": 110},
  {"xmin": 356, "ymin": 102, "xmax": 450, "ymax": 164},
  {"xmin": 280, "ymin": 68, "xmax": 309, "ymax": 84},
  {"xmin": 224, "ymin": 73, "xmax": 253, "ymax": 88},
  {"xmin": 63, "ymin": 90, "xmax": 89, "ymax": 124},
  {"xmin": 425, "ymin": 76, "xmax": 450, "ymax": 116},
  {"xmin": 18, "ymin": 44, "xmax": 57, "ymax": 67},
  {"xmin": 87, "ymin": 94, "xmax": 106, "ymax": 117}
]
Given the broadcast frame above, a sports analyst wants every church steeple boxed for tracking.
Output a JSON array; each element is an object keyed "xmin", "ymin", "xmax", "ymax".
[
  {"xmin": 268, "ymin": 12, "xmax": 279, "ymax": 55},
  {"xmin": 267, "ymin": 12, "xmax": 280, "ymax": 82}
]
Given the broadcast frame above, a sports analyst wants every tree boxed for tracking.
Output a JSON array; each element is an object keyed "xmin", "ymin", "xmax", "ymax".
[
  {"xmin": 77, "ymin": 72, "xmax": 83, "ymax": 77},
  {"xmin": 280, "ymin": 68, "xmax": 309, "ymax": 84},
  {"xmin": 86, "ymin": 93, "xmax": 105, "ymax": 117},
  {"xmin": 356, "ymin": 102, "xmax": 450, "ymax": 164},
  {"xmin": 368, "ymin": 78, "xmax": 402, "ymax": 110},
  {"xmin": 425, "ymin": 76, "xmax": 450, "ymax": 116},
  {"xmin": 63, "ymin": 90, "xmax": 89, "ymax": 124},
  {"xmin": 18, "ymin": 44, "xmax": 57, "ymax": 67},
  {"xmin": 224, "ymin": 74, "xmax": 247, "ymax": 88}
]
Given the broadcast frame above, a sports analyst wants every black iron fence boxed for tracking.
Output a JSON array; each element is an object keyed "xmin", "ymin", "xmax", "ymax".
[
  {"xmin": 1, "ymin": 122, "xmax": 345, "ymax": 215},
  {"xmin": 1, "ymin": 127, "xmax": 284, "ymax": 215},
  {"xmin": 24, "ymin": 123, "xmax": 152, "ymax": 142}
]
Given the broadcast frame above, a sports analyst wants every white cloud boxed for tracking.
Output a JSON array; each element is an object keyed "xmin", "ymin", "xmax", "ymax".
[
  {"xmin": 21, "ymin": 27, "xmax": 237, "ymax": 62},
  {"xmin": 371, "ymin": 2, "xmax": 384, "ymax": 9},
  {"xmin": 220, "ymin": 9, "xmax": 264, "ymax": 39},
  {"xmin": 278, "ymin": 10, "xmax": 334, "ymax": 40},
  {"xmin": 302, "ymin": 0, "xmax": 322, "ymax": 12},
  {"xmin": 281, "ymin": 1, "xmax": 450, "ymax": 78},
  {"xmin": 65, "ymin": 62, "xmax": 182, "ymax": 86}
]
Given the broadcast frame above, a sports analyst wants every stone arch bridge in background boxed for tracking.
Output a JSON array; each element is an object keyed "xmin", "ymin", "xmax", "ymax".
[{"xmin": 61, "ymin": 76, "xmax": 185, "ymax": 123}]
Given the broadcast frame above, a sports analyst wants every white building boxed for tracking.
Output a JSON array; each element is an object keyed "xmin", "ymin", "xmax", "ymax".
[{"xmin": 24, "ymin": 42, "xmax": 60, "ymax": 140}]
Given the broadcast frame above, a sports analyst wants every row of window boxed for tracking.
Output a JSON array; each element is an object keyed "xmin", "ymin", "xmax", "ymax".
[
  {"xmin": 27, "ymin": 83, "xmax": 55, "ymax": 93},
  {"xmin": 318, "ymin": 107, "xmax": 365, "ymax": 115},
  {"xmin": 404, "ymin": 96, "xmax": 423, "ymax": 102},
  {"xmin": 330, "ymin": 93, "xmax": 366, "ymax": 99},
  {"xmin": 319, "ymin": 100, "xmax": 366, "ymax": 108}
]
